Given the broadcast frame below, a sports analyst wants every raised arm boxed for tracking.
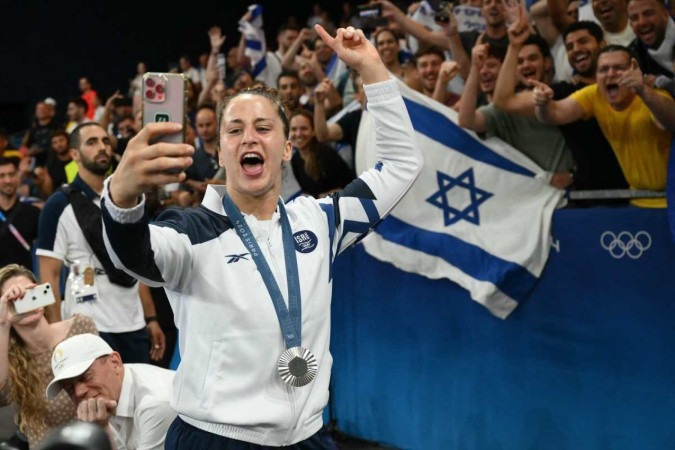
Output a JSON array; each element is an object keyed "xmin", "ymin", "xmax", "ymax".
[
  {"xmin": 377, "ymin": 0, "xmax": 453, "ymax": 51},
  {"xmin": 313, "ymin": 79, "xmax": 345, "ymax": 142},
  {"xmin": 547, "ymin": 0, "xmax": 576, "ymax": 34},
  {"xmin": 620, "ymin": 58, "xmax": 675, "ymax": 131},
  {"xmin": 102, "ymin": 123, "xmax": 196, "ymax": 289},
  {"xmin": 432, "ymin": 60, "xmax": 460, "ymax": 103},
  {"xmin": 108, "ymin": 124, "xmax": 194, "ymax": 208},
  {"xmin": 532, "ymin": 79, "xmax": 584, "ymax": 124},
  {"xmin": 438, "ymin": 9, "xmax": 473, "ymax": 80},
  {"xmin": 493, "ymin": 8, "xmax": 538, "ymax": 118},
  {"xmin": 198, "ymin": 26, "xmax": 226, "ymax": 107},
  {"xmin": 458, "ymin": 43, "xmax": 489, "ymax": 132},
  {"xmin": 98, "ymin": 91, "xmax": 123, "ymax": 134},
  {"xmin": 314, "ymin": 25, "xmax": 422, "ymax": 252},
  {"xmin": 529, "ymin": 0, "xmax": 560, "ymax": 47},
  {"xmin": 281, "ymin": 28, "xmax": 315, "ymax": 70},
  {"xmin": 0, "ymin": 282, "xmax": 34, "ymax": 388},
  {"xmin": 314, "ymin": 25, "xmax": 389, "ymax": 84}
]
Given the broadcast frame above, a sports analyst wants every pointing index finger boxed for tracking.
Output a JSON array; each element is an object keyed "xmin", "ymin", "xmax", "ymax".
[{"xmin": 314, "ymin": 24, "xmax": 335, "ymax": 50}]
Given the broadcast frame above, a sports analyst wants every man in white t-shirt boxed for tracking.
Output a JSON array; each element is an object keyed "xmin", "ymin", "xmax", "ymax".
[{"xmin": 47, "ymin": 333, "xmax": 175, "ymax": 450}]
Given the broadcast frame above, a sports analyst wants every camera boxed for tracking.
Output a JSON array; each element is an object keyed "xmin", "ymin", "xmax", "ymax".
[{"xmin": 434, "ymin": 1, "xmax": 454, "ymax": 24}]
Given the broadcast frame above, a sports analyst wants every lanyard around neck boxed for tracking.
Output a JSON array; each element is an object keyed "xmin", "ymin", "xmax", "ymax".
[{"xmin": 221, "ymin": 192, "xmax": 302, "ymax": 348}]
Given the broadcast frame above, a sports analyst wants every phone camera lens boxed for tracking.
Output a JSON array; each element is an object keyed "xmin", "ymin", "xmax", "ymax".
[
  {"xmin": 156, "ymin": 84, "xmax": 165, "ymax": 94},
  {"xmin": 146, "ymin": 90, "xmax": 155, "ymax": 100},
  {"xmin": 146, "ymin": 78, "xmax": 156, "ymax": 87}
]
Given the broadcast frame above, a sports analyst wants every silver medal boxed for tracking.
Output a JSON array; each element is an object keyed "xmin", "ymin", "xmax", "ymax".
[{"xmin": 277, "ymin": 347, "xmax": 317, "ymax": 387}]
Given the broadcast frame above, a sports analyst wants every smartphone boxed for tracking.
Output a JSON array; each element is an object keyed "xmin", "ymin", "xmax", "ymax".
[
  {"xmin": 434, "ymin": 1, "xmax": 458, "ymax": 23},
  {"xmin": 357, "ymin": 3, "xmax": 382, "ymax": 18},
  {"xmin": 14, "ymin": 283, "xmax": 56, "ymax": 315},
  {"xmin": 142, "ymin": 72, "xmax": 188, "ymax": 145},
  {"xmin": 358, "ymin": 3, "xmax": 388, "ymax": 31}
]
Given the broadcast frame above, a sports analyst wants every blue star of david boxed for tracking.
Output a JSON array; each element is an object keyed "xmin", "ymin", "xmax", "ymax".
[{"xmin": 426, "ymin": 168, "xmax": 493, "ymax": 226}]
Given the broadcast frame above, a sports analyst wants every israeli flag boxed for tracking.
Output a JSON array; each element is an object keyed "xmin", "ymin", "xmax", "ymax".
[
  {"xmin": 357, "ymin": 80, "xmax": 565, "ymax": 318},
  {"xmin": 328, "ymin": 99, "xmax": 362, "ymax": 170},
  {"xmin": 408, "ymin": 0, "xmax": 442, "ymax": 54},
  {"xmin": 238, "ymin": 5, "xmax": 270, "ymax": 81},
  {"xmin": 324, "ymin": 53, "xmax": 348, "ymax": 84}
]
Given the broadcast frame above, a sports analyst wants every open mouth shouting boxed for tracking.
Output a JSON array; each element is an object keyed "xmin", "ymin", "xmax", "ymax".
[
  {"xmin": 240, "ymin": 151, "xmax": 265, "ymax": 176},
  {"xmin": 604, "ymin": 82, "xmax": 621, "ymax": 100}
]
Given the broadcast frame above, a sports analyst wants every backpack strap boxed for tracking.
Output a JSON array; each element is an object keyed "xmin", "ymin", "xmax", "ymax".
[{"xmin": 60, "ymin": 186, "xmax": 137, "ymax": 288}]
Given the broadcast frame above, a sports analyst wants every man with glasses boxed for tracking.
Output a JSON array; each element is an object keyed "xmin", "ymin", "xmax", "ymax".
[{"xmin": 532, "ymin": 45, "xmax": 675, "ymax": 207}]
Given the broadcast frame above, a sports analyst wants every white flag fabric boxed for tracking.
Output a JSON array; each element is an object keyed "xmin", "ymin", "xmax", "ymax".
[
  {"xmin": 408, "ymin": 1, "xmax": 442, "ymax": 54},
  {"xmin": 238, "ymin": 5, "xmax": 265, "ymax": 66},
  {"xmin": 356, "ymin": 80, "xmax": 564, "ymax": 318}
]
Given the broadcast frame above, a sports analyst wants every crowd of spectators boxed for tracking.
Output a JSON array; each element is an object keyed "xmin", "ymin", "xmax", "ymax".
[{"xmin": 0, "ymin": 0, "xmax": 673, "ymax": 447}]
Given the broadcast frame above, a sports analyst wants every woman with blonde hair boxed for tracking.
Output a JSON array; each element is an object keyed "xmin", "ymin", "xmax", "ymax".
[{"xmin": 0, "ymin": 264, "xmax": 96, "ymax": 448}]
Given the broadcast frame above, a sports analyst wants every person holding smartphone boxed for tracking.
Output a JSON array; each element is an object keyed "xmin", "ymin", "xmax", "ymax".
[
  {"xmin": 0, "ymin": 264, "xmax": 97, "ymax": 448},
  {"xmin": 101, "ymin": 24, "xmax": 422, "ymax": 449}
]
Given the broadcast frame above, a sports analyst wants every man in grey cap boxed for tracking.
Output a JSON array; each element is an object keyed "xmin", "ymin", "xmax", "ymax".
[{"xmin": 46, "ymin": 333, "xmax": 176, "ymax": 450}]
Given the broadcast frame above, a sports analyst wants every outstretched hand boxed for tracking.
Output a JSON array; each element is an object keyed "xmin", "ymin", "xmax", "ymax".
[
  {"xmin": 529, "ymin": 79, "xmax": 554, "ymax": 106},
  {"xmin": 619, "ymin": 58, "xmax": 645, "ymax": 95},
  {"xmin": 314, "ymin": 25, "xmax": 389, "ymax": 84},
  {"xmin": 507, "ymin": 4, "xmax": 531, "ymax": 47},
  {"xmin": 208, "ymin": 26, "xmax": 226, "ymax": 51}
]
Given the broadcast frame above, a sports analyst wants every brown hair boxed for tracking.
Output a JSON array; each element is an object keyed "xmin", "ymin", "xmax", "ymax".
[
  {"xmin": 218, "ymin": 86, "xmax": 290, "ymax": 140},
  {"xmin": 0, "ymin": 264, "xmax": 47, "ymax": 436},
  {"xmin": 289, "ymin": 109, "xmax": 323, "ymax": 181}
]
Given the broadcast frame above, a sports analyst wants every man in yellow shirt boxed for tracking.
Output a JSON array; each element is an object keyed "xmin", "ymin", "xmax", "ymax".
[{"xmin": 531, "ymin": 45, "xmax": 675, "ymax": 207}]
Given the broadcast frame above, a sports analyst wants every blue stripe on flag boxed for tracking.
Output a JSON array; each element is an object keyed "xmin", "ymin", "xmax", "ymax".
[
  {"xmin": 251, "ymin": 57, "xmax": 267, "ymax": 78},
  {"xmin": 402, "ymin": 98, "xmax": 535, "ymax": 178},
  {"xmin": 667, "ymin": 136, "xmax": 675, "ymax": 242},
  {"xmin": 250, "ymin": 5, "xmax": 263, "ymax": 22},
  {"xmin": 377, "ymin": 215, "xmax": 539, "ymax": 302},
  {"xmin": 246, "ymin": 39, "xmax": 263, "ymax": 51},
  {"xmin": 325, "ymin": 54, "xmax": 337, "ymax": 77}
]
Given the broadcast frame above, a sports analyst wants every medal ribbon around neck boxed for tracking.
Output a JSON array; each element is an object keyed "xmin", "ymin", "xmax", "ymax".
[
  {"xmin": 221, "ymin": 192, "xmax": 317, "ymax": 386},
  {"xmin": 221, "ymin": 191, "xmax": 302, "ymax": 348}
]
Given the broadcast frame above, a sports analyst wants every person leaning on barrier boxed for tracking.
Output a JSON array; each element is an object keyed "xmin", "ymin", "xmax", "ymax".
[
  {"xmin": 99, "ymin": 24, "xmax": 422, "ymax": 449},
  {"xmin": 533, "ymin": 44, "xmax": 675, "ymax": 207},
  {"xmin": 45, "ymin": 333, "xmax": 175, "ymax": 450}
]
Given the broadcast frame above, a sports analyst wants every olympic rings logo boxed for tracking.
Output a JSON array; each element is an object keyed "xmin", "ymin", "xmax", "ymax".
[{"xmin": 600, "ymin": 231, "xmax": 652, "ymax": 259}]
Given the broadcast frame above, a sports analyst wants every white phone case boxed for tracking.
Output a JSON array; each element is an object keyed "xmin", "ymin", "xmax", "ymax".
[{"xmin": 14, "ymin": 283, "xmax": 56, "ymax": 314}]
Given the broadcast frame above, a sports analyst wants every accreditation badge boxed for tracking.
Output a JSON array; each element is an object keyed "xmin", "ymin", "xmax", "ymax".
[{"xmin": 277, "ymin": 347, "xmax": 318, "ymax": 387}]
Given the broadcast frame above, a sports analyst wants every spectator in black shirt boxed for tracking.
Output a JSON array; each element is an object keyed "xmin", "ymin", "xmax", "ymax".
[
  {"xmin": 0, "ymin": 157, "xmax": 40, "ymax": 270},
  {"xmin": 290, "ymin": 109, "xmax": 354, "ymax": 198}
]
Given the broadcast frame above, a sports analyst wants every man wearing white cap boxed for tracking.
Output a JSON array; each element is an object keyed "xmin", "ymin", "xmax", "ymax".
[{"xmin": 46, "ymin": 333, "xmax": 176, "ymax": 450}]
